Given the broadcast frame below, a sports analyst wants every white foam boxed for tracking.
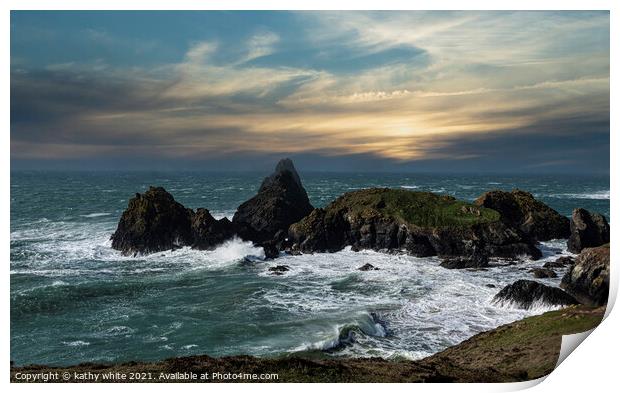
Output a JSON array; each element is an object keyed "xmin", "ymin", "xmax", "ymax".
[
  {"xmin": 492, "ymin": 298, "xmax": 565, "ymax": 313},
  {"xmin": 80, "ymin": 213, "xmax": 111, "ymax": 218},
  {"xmin": 106, "ymin": 326, "xmax": 135, "ymax": 336},
  {"xmin": 185, "ymin": 237, "xmax": 265, "ymax": 269},
  {"xmin": 549, "ymin": 190, "xmax": 609, "ymax": 200},
  {"xmin": 211, "ymin": 210, "xmax": 236, "ymax": 220},
  {"xmin": 255, "ymin": 240, "xmax": 573, "ymax": 359},
  {"xmin": 10, "ymin": 216, "xmax": 577, "ymax": 361},
  {"xmin": 63, "ymin": 341, "xmax": 90, "ymax": 347}
]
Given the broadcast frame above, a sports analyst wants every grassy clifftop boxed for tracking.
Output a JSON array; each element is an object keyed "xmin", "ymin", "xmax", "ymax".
[
  {"xmin": 328, "ymin": 188, "xmax": 501, "ymax": 228},
  {"xmin": 422, "ymin": 305, "xmax": 604, "ymax": 381}
]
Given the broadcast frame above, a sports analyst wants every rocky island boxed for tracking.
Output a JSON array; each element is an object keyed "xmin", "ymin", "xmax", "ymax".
[{"xmin": 109, "ymin": 159, "xmax": 610, "ymax": 310}]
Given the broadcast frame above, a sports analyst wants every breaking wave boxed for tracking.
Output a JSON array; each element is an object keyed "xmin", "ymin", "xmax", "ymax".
[{"xmin": 292, "ymin": 312, "xmax": 388, "ymax": 352}]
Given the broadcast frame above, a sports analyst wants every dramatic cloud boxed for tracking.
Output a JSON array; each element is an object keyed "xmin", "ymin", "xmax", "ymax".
[{"xmin": 10, "ymin": 11, "xmax": 609, "ymax": 172}]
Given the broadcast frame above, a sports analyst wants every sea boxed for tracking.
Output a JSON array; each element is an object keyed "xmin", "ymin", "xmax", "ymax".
[{"xmin": 10, "ymin": 171, "xmax": 610, "ymax": 366}]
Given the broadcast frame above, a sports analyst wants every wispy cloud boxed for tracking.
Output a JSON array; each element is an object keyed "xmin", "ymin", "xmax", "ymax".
[{"xmin": 10, "ymin": 11, "xmax": 609, "ymax": 172}]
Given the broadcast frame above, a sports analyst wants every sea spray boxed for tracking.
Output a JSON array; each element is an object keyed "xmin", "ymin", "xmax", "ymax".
[{"xmin": 10, "ymin": 171, "xmax": 608, "ymax": 366}]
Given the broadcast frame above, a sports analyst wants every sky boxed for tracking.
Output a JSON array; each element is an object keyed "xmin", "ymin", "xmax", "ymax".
[{"xmin": 10, "ymin": 11, "xmax": 610, "ymax": 173}]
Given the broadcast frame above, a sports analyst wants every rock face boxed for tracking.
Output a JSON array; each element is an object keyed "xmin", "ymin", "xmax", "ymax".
[
  {"xmin": 530, "ymin": 268, "xmax": 557, "ymax": 279},
  {"xmin": 474, "ymin": 190, "xmax": 570, "ymax": 241},
  {"xmin": 111, "ymin": 187, "xmax": 236, "ymax": 255},
  {"xmin": 233, "ymin": 158, "xmax": 314, "ymax": 243},
  {"xmin": 289, "ymin": 188, "xmax": 542, "ymax": 260},
  {"xmin": 190, "ymin": 208, "xmax": 237, "ymax": 250},
  {"xmin": 111, "ymin": 187, "xmax": 195, "ymax": 255},
  {"xmin": 493, "ymin": 280, "xmax": 577, "ymax": 309},
  {"xmin": 567, "ymin": 208, "xmax": 610, "ymax": 253},
  {"xmin": 543, "ymin": 256, "xmax": 573, "ymax": 269},
  {"xmin": 561, "ymin": 245, "xmax": 610, "ymax": 306},
  {"xmin": 268, "ymin": 265, "xmax": 290, "ymax": 275}
]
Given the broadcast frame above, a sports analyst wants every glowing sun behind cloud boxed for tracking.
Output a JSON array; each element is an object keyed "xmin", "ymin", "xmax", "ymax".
[{"xmin": 10, "ymin": 11, "xmax": 609, "ymax": 172}]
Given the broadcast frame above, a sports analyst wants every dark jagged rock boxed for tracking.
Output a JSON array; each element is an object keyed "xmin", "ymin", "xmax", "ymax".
[
  {"xmin": 111, "ymin": 163, "xmax": 582, "ymax": 265},
  {"xmin": 233, "ymin": 158, "xmax": 314, "ymax": 243},
  {"xmin": 530, "ymin": 268, "xmax": 557, "ymax": 279},
  {"xmin": 543, "ymin": 256, "xmax": 574, "ymax": 269},
  {"xmin": 358, "ymin": 263, "xmax": 379, "ymax": 271},
  {"xmin": 567, "ymin": 208, "xmax": 610, "ymax": 253},
  {"xmin": 289, "ymin": 188, "xmax": 541, "ymax": 260},
  {"xmin": 561, "ymin": 245, "xmax": 609, "ymax": 306},
  {"xmin": 493, "ymin": 280, "xmax": 577, "ymax": 309},
  {"xmin": 262, "ymin": 242, "xmax": 280, "ymax": 259},
  {"xmin": 440, "ymin": 253, "xmax": 489, "ymax": 269},
  {"xmin": 190, "ymin": 208, "xmax": 237, "ymax": 250},
  {"xmin": 111, "ymin": 187, "xmax": 194, "ymax": 255},
  {"xmin": 268, "ymin": 265, "xmax": 290, "ymax": 275},
  {"xmin": 474, "ymin": 189, "xmax": 569, "ymax": 241},
  {"xmin": 111, "ymin": 188, "xmax": 237, "ymax": 255}
]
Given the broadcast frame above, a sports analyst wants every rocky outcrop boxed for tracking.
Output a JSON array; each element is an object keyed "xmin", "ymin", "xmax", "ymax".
[
  {"xmin": 474, "ymin": 190, "xmax": 569, "ymax": 241},
  {"xmin": 112, "ymin": 159, "xmax": 315, "ymax": 256},
  {"xmin": 111, "ymin": 187, "xmax": 236, "ymax": 255},
  {"xmin": 111, "ymin": 187, "xmax": 195, "ymax": 255},
  {"xmin": 530, "ymin": 268, "xmax": 557, "ymax": 279},
  {"xmin": 289, "ymin": 188, "xmax": 542, "ymax": 260},
  {"xmin": 190, "ymin": 208, "xmax": 237, "ymax": 250},
  {"xmin": 493, "ymin": 280, "xmax": 577, "ymax": 309},
  {"xmin": 560, "ymin": 245, "xmax": 609, "ymax": 306},
  {"xmin": 440, "ymin": 253, "xmax": 489, "ymax": 269},
  {"xmin": 268, "ymin": 265, "xmax": 290, "ymax": 275},
  {"xmin": 543, "ymin": 256, "xmax": 573, "ymax": 269},
  {"xmin": 567, "ymin": 208, "xmax": 610, "ymax": 253},
  {"xmin": 233, "ymin": 158, "xmax": 314, "ymax": 243},
  {"xmin": 358, "ymin": 263, "xmax": 379, "ymax": 271}
]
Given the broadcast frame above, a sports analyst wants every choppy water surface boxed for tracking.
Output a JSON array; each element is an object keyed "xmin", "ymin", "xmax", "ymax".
[{"xmin": 10, "ymin": 171, "xmax": 609, "ymax": 366}]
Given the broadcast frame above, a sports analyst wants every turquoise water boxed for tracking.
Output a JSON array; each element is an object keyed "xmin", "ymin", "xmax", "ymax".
[{"xmin": 10, "ymin": 171, "xmax": 609, "ymax": 366}]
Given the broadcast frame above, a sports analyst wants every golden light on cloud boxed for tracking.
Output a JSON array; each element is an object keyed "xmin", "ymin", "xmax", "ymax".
[{"xmin": 11, "ymin": 11, "xmax": 609, "ymax": 172}]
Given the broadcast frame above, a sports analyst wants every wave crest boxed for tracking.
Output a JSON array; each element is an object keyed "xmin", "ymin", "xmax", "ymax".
[{"xmin": 292, "ymin": 312, "xmax": 388, "ymax": 352}]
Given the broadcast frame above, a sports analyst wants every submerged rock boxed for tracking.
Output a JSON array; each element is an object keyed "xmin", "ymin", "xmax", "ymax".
[
  {"xmin": 268, "ymin": 265, "xmax": 290, "ymax": 275},
  {"xmin": 289, "ymin": 188, "xmax": 541, "ymax": 260},
  {"xmin": 567, "ymin": 208, "xmax": 610, "ymax": 253},
  {"xmin": 530, "ymin": 268, "xmax": 557, "ymax": 279},
  {"xmin": 493, "ymin": 280, "xmax": 577, "ymax": 309},
  {"xmin": 111, "ymin": 187, "xmax": 194, "ymax": 255},
  {"xmin": 440, "ymin": 253, "xmax": 489, "ymax": 269},
  {"xmin": 561, "ymin": 245, "xmax": 609, "ymax": 306},
  {"xmin": 233, "ymin": 158, "xmax": 314, "ymax": 243},
  {"xmin": 474, "ymin": 189, "xmax": 569, "ymax": 241},
  {"xmin": 358, "ymin": 263, "xmax": 379, "ymax": 271},
  {"xmin": 543, "ymin": 256, "xmax": 574, "ymax": 269}
]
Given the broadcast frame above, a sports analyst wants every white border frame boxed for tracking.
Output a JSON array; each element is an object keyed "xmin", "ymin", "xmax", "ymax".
[{"xmin": 3, "ymin": 2, "xmax": 616, "ymax": 392}]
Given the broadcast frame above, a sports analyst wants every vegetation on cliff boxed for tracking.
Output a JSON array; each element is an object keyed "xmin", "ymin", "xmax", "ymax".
[
  {"xmin": 289, "ymin": 187, "xmax": 541, "ymax": 260},
  {"xmin": 328, "ymin": 188, "xmax": 500, "ymax": 228}
]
